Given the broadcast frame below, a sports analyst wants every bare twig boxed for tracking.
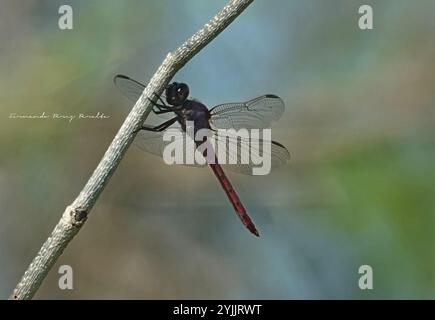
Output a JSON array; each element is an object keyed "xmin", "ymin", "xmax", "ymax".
[{"xmin": 10, "ymin": 0, "xmax": 254, "ymax": 300}]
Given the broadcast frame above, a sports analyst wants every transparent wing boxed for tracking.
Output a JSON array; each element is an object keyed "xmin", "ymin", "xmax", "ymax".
[
  {"xmin": 134, "ymin": 125, "xmax": 206, "ymax": 167},
  {"xmin": 209, "ymin": 131, "xmax": 290, "ymax": 175},
  {"xmin": 134, "ymin": 130, "xmax": 172, "ymax": 158},
  {"xmin": 114, "ymin": 74, "xmax": 174, "ymax": 120},
  {"xmin": 113, "ymin": 74, "xmax": 146, "ymax": 102},
  {"xmin": 209, "ymin": 95, "xmax": 285, "ymax": 130},
  {"xmin": 134, "ymin": 128, "xmax": 289, "ymax": 174}
]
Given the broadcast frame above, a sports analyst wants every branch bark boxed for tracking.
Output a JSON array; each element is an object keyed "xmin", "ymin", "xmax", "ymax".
[{"xmin": 10, "ymin": 0, "xmax": 254, "ymax": 300}]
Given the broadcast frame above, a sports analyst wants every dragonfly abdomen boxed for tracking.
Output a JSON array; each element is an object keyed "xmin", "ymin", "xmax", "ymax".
[{"xmin": 209, "ymin": 163, "xmax": 259, "ymax": 237}]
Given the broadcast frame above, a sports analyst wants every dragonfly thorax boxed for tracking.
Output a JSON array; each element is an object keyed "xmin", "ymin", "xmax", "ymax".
[{"xmin": 178, "ymin": 100, "xmax": 211, "ymax": 133}]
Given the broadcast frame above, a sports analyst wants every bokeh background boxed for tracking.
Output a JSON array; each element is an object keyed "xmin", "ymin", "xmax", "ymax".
[{"xmin": 0, "ymin": 0, "xmax": 434, "ymax": 299}]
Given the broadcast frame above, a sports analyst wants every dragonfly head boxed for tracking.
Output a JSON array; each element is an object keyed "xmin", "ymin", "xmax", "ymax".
[{"xmin": 165, "ymin": 82, "xmax": 189, "ymax": 106}]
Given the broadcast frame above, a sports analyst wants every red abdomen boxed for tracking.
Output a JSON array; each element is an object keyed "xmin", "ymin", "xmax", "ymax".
[{"xmin": 209, "ymin": 163, "xmax": 259, "ymax": 236}]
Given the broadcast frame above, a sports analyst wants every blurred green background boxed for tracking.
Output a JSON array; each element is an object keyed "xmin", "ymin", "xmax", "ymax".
[{"xmin": 0, "ymin": 0, "xmax": 434, "ymax": 299}]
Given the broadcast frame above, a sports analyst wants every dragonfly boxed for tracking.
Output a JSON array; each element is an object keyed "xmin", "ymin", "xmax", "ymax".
[{"xmin": 114, "ymin": 74, "xmax": 290, "ymax": 236}]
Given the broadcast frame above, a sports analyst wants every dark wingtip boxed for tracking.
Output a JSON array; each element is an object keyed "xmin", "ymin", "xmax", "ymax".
[
  {"xmin": 272, "ymin": 140, "xmax": 291, "ymax": 161},
  {"xmin": 113, "ymin": 74, "xmax": 130, "ymax": 83},
  {"xmin": 265, "ymin": 94, "xmax": 281, "ymax": 99},
  {"xmin": 271, "ymin": 140, "xmax": 286, "ymax": 149},
  {"xmin": 115, "ymin": 74, "xmax": 130, "ymax": 79}
]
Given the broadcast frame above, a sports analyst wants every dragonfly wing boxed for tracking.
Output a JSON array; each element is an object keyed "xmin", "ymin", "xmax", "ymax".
[
  {"xmin": 134, "ymin": 126, "xmax": 206, "ymax": 168},
  {"xmin": 134, "ymin": 127, "xmax": 289, "ymax": 173},
  {"xmin": 135, "ymin": 130, "xmax": 170, "ymax": 158},
  {"xmin": 114, "ymin": 74, "xmax": 145, "ymax": 102},
  {"xmin": 210, "ymin": 131, "xmax": 290, "ymax": 175},
  {"xmin": 209, "ymin": 95, "xmax": 285, "ymax": 130},
  {"xmin": 114, "ymin": 74, "xmax": 173, "ymax": 120}
]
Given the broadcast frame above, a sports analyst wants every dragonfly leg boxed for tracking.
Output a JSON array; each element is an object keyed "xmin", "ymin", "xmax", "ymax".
[
  {"xmin": 153, "ymin": 109, "xmax": 174, "ymax": 115},
  {"xmin": 148, "ymin": 97, "xmax": 173, "ymax": 111},
  {"xmin": 140, "ymin": 117, "xmax": 178, "ymax": 132},
  {"xmin": 152, "ymin": 92, "xmax": 168, "ymax": 107}
]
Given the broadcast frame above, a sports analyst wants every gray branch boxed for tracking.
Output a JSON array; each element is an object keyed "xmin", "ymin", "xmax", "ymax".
[{"xmin": 10, "ymin": 0, "xmax": 254, "ymax": 300}]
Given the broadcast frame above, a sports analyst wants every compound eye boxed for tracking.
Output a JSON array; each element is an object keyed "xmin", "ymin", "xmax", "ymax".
[{"xmin": 177, "ymin": 83, "xmax": 189, "ymax": 99}]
